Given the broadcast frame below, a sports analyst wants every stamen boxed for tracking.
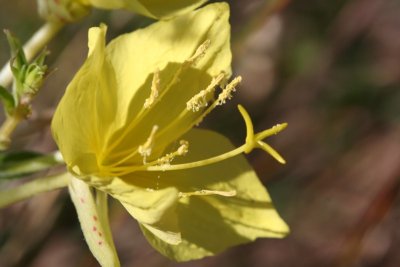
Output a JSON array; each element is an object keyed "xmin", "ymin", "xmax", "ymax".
[
  {"xmin": 176, "ymin": 140, "xmax": 189, "ymax": 155},
  {"xmin": 133, "ymin": 105, "xmax": 286, "ymax": 172},
  {"xmin": 217, "ymin": 76, "xmax": 242, "ymax": 105},
  {"xmin": 143, "ymin": 69, "xmax": 160, "ymax": 109},
  {"xmin": 186, "ymin": 75, "xmax": 242, "ymax": 129},
  {"xmin": 186, "ymin": 73, "xmax": 225, "ymax": 112},
  {"xmin": 179, "ymin": 189, "xmax": 236, "ymax": 198},
  {"xmin": 138, "ymin": 125, "xmax": 158, "ymax": 163},
  {"xmin": 155, "ymin": 140, "xmax": 189, "ymax": 166},
  {"xmin": 105, "ymin": 139, "xmax": 190, "ymax": 176},
  {"xmin": 102, "ymin": 41, "xmax": 212, "ymax": 157},
  {"xmin": 184, "ymin": 39, "xmax": 211, "ymax": 67}
]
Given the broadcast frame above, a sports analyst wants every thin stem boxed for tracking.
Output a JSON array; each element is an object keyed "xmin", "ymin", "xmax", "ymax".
[
  {"xmin": 144, "ymin": 145, "xmax": 245, "ymax": 172},
  {"xmin": 0, "ymin": 21, "xmax": 64, "ymax": 88},
  {"xmin": 0, "ymin": 172, "xmax": 70, "ymax": 208}
]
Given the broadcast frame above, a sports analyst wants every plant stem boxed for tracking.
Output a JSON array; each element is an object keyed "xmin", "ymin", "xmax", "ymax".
[
  {"xmin": 0, "ymin": 172, "xmax": 70, "ymax": 208},
  {"xmin": 0, "ymin": 21, "xmax": 64, "ymax": 88},
  {"xmin": 0, "ymin": 115, "xmax": 21, "ymax": 150}
]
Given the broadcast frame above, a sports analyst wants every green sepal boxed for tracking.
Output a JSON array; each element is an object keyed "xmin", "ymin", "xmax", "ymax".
[
  {"xmin": 23, "ymin": 49, "xmax": 49, "ymax": 96},
  {"xmin": 0, "ymin": 151, "xmax": 62, "ymax": 180},
  {"xmin": 4, "ymin": 29, "xmax": 27, "ymax": 70},
  {"xmin": 4, "ymin": 30, "xmax": 48, "ymax": 100}
]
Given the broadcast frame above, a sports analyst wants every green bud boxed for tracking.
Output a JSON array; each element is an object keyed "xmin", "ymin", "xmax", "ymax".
[
  {"xmin": 22, "ymin": 50, "xmax": 48, "ymax": 97},
  {"xmin": 4, "ymin": 31, "xmax": 48, "ymax": 112},
  {"xmin": 37, "ymin": 0, "xmax": 91, "ymax": 23}
]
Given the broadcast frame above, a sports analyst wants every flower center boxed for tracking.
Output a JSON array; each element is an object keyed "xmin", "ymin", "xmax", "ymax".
[
  {"xmin": 109, "ymin": 105, "xmax": 286, "ymax": 176},
  {"xmin": 139, "ymin": 105, "xmax": 287, "ymax": 172},
  {"xmin": 98, "ymin": 40, "xmax": 286, "ymax": 177}
]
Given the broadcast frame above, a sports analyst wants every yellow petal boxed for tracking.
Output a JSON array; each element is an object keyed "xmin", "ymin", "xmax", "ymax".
[
  {"xmin": 103, "ymin": 2, "xmax": 232, "ymax": 165},
  {"xmin": 52, "ymin": 4, "xmax": 232, "ymax": 174},
  {"xmin": 139, "ymin": 129, "xmax": 289, "ymax": 261},
  {"xmin": 83, "ymin": 175, "xmax": 181, "ymax": 245},
  {"xmin": 51, "ymin": 25, "xmax": 119, "ymax": 176}
]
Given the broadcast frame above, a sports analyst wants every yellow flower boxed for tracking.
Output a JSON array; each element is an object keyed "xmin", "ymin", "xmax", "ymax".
[{"xmin": 52, "ymin": 3, "xmax": 289, "ymax": 263}]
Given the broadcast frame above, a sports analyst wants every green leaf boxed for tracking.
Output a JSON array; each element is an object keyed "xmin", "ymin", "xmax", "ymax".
[
  {"xmin": 4, "ymin": 29, "xmax": 27, "ymax": 70},
  {"xmin": 3, "ymin": 30, "xmax": 48, "ymax": 98},
  {"xmin": 0, "ymin": 151, "xmax": 62, "ymax": 180},
  {"xmin": 0, "ymin": 172, "xmax": 70, "ymax": 208},
  {"xmin": 0, "ymin": 85, "xmax": 15, "ymax": 115}
]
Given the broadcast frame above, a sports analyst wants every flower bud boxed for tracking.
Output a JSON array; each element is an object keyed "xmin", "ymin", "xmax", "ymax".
[{"xmin": 37, "ymin": 0, "xmax": 90, "ymax": 23}]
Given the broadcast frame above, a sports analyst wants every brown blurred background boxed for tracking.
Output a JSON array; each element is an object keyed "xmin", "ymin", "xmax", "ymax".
[{"xmin": 1, "ymin": 0, "xmax": 400, "ymax": 266}]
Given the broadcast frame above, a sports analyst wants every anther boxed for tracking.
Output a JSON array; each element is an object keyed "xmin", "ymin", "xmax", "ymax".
[
  {"xmin": 217, "ymin": 76, "xmax": 242, "ymax": 105},
  {"xmin": 133, "ymin": 106, "xmax": 287, "ymax": 173},
  {"xmin": 186, "ymin": 73, "xmax": 225, "ymax": 112},
  {"xmin": 156, "ymin": 140, "xmax": 189, "ymax": 166},
  {"xmin": 177, "ymin": 140, "xmax": 189, "ymax": 156},
  {"xmin": 138, "ymin": 125, "xmax": 159, "ymax": 163},
  {"xmin": 144, "ymin": 69, "xmax": 160, "ymax": 109},
  {"xmin": 184, "ymin": 39, "xmax": 211, "ymax": 67}
]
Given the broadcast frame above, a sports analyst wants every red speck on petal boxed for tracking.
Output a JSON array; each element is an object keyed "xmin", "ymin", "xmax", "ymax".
[
  {"xmin": 93, "ymin": 226, "xmax": 97, "ymax": 232},
  {"xmin": 93, "ymin": 216, "xmax": 98, "ymax": 221},
  {"xmin": 98, "ymin": 241, "xmax": 103, "ymax": 246},
  {"xmin": 98, "ymin": 232, "xmax": 102, "ymax": 237},
  {"xmin": 80, "ymin": 198, "xmax": 85, "ymax": 203}
]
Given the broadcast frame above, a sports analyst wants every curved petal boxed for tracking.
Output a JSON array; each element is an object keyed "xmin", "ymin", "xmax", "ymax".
[
  {"xmin": 138, "ymin": 129, "xmax": 289, "ymax": 261},
  {"xmin": 82, "ymin": 174, "xmax": 181, "ymax": 245},
  {"xmin": 51, "ymin": 25, "xmax": 119, "ymax": 176},
  {"xmin": 52, "ymin": 4, "xmax": 232, "ymax": 173}
]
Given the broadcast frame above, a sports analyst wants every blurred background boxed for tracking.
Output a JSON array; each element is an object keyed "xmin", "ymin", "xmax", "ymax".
[{"xmin": 1, "ymin": 0, "xmax": 400, "ymax": 266}]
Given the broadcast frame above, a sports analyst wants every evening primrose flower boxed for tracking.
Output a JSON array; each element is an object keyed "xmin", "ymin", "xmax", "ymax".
[{"xmin": 51, "ymin": 2, "xmax": 289, "ymax": 263}]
